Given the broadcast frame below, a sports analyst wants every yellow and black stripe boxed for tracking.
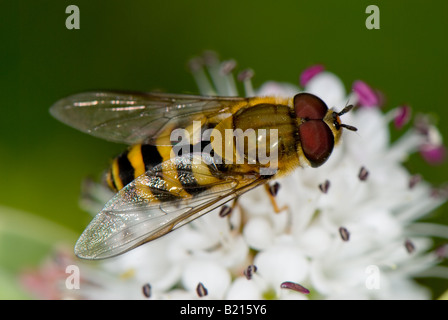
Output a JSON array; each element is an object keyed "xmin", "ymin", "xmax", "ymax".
[
  {"xmin": 106, "ymin": 141, "xmax": 225, "ymax": 202},
  {"xmin": 106, "ymin": 144, "xmax": 163, "ymax": 192}
]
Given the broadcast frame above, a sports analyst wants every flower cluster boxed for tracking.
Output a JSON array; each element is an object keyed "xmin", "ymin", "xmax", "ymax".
[{"xmin": 22, "ymin": 53, "xmax": 448, "ymax": 299}]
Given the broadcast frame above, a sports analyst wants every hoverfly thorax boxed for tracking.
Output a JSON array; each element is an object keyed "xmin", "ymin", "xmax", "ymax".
[{"xmin": 294, "ymin": 93, "xmax": 356, "ymax": 168}]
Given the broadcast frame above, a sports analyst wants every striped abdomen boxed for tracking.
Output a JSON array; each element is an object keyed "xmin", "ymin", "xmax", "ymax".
[
  {"xmin": 105, "ymin": 142, "xmax": 229, "ymax": 202},
  {"xmin": 106, "ymin": 144, "xmax": 163, "ymax": 192}
]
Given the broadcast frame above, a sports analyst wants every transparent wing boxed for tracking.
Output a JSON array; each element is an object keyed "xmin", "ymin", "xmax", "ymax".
[
  {"xmin": 74, "ymin": 156, "xmax": 266, "ymax": 260},
  {"xmin": 50, "ymin": 91, "xmax": 247, "ymax": 145}
]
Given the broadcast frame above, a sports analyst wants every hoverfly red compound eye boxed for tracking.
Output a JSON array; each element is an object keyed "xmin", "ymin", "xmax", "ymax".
[
  {"xmin": 299, "ymin": 120, "xmax": 334, "ymax": 167},
  {"xmin": 294, "ymin": 93, "xmax": 334, "ymax": 167},
  {"xmin": 294, "ymin": 93, "xmax": 328, "ymax": 120}
]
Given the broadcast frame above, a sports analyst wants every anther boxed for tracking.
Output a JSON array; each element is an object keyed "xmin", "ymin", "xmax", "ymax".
[
  {"xmin": 196, "ymin": 282, "xmax": 208, "ymax": 297},
  {"xmin": 237, "ymin": 69, "xmax": 255, "ymax": 97},
  {"xmin": 202, "ymin": 50, "xmax": 219, "ymax": 66},
  {"xmin": 219, "ymin": 205, "xmax": 232, "ymax": 218},
  {"xmin": 420, "ymin": 143, "xmax": 446, "ymax": 165},
  {"xmin": 414, "ymin": 114, "xmax": 431, "ymax": 136},
  {"xmin": 358, "ymin": 166, "xmax": 369, "ymax": 181},
  {"xmin": 220, "ymin": 59, "xmax": 237, "ymax": 75},
  {"xmin": 237, "ymin": 69, "xmax": 254, "ymax": 82},
  {"xmin": 352, "ymin": 80, "xmax": 380, "ymax": 107},
  {"xmin": 268, "ymin": 182, "xmax": 280, "ymax": 197},
  {"xmin": 244, "ymin": 265, "xmax": 258, "ymax": 280},
  {"xmin": 319, "ymin": 180, "xmax": 330, "ymax": 194},
  {"xmin": 394, "ymin": 105, "xmax": 411, "ymax": 129},
  {"xmin": 300, "ymin": 64, "xmax": 325, "ymax": 87},
  {"xmin": 187, "ymin": 56, "xmax": 204, "ymax": 73},
  {"xmin": 280, "ymin": 281, "xmax": 310, "ymax": 294},
  {"xmin": 142, "ymin": 283, "xmax": 151, "ymax": 298},
  {"xmin": 436, "ymin": 243, "xmax": 448, "ymax": 260},
  {"xmin": 188, "ymin": 55, "xmax": 216, "ymax": 96},
  {"xmin": 339, "ymin": 227, "xmax": 350, "ymax": 241},
  {"xmin": 430, "ymin": 186, "xmax": 448, "ymax": 199},
  {"xmin": 405, "ymin": 239, "xmax": 415, "ymax": 254},
  {"xmin": 409, "ymin": 174, "xmax": 422, "ymax": 189}
]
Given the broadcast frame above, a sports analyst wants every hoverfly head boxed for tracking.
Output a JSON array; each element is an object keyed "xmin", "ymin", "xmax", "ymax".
[{"xmin": 293, "ymin": 93, "xmax": 357, "ymax": 168}]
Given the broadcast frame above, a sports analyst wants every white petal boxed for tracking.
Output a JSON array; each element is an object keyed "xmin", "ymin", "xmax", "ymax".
[
  {"xmin": 305, "ymin": 72, "xmax": 346, "ymax": 107},
  {"xmin": 243, "ymin": 217, "xmax": 274, "ymax": 250},
  {"xmin": 182, "ymin": 260, "xmax": 231, "ymax": 299},
  {"xmin": 225, "ymin": 277, "xmax": 265, "ymax": 299},
  {"xmin": 254, "ymin": 244, "xmax": 309, "ymax": 289},
  {"xmin": 256, "ymin": 81, "xmax": 300, "ymax": 97}
]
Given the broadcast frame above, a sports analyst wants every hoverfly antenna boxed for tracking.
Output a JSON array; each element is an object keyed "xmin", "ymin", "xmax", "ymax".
[
  {"xmin": 340, "ymin": 123, "xmax": 358, "ymax": 131},
  {"xmin": 332, "ymin": 105, "xmax": 357, "ymax": 132},
  {"xmin": 337, "ymin": 105, "xmax": 355, "ymax": 116}
]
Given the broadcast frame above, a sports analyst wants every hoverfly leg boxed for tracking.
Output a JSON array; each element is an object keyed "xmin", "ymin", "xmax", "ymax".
[{"xmin": 264, "ymin": 183, "xmax": 288, "ymax": 214}]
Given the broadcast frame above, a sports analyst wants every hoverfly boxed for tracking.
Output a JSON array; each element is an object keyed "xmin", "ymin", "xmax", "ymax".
[{"xmin": 50, "ymin": 91, "xmax": 356, "ymax": 260}]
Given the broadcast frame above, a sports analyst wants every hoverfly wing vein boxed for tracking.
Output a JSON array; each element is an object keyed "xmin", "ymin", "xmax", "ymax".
[
  {"xmin": 74, "ymin": 160, "xmax": 259, "ymax": 260},
  {"xmin": 50, "ymin": 91, "xmax": 246, "ymax": 145}
]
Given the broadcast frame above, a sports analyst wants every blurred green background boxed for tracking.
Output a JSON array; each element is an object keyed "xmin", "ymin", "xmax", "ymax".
[{"xmin": 1, "ymin": 0, "xmax": 448, "ymax": 298}]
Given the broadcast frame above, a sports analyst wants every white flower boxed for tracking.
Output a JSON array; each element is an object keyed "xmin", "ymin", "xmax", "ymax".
[{"xmin": 23, "ymin": 53, "xmax": 448, "ymax": 300}]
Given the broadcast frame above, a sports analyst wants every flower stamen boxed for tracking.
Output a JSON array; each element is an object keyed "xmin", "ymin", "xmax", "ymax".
[
  {"xmin": 196, "ymin": 282, "xmax": 208, "ymax": 297},
  {"xmin": 188, "ymin": 56, "xmax": 216, "ymax": 96},
  {"xmin": 393, "ymin": 105, "xmax": 412, "ymax": 129},
  {"xmin": 405, "ymin": 239, "xmax": 416, "ymax": 254},
  {"xmin": 319, "ymin": 180, "xmax": 330, "ymax": 194},
  {"xmin": 243, "ymin": 265, "xmax": 258, "ymax": 280},
  {"xmin": 219, "ymin": 60, "xmax": 238, "ymax": 96},
  {"xmin": 358, "ymin": 166, "xmax": 369, "ymax": 181},
  {"xmin": 237, "ymin": 69, "xmax": 255, "ymax": 97},
  {"xmin": 280, "ymin": 281, "xmax": 310, "ymax": 294},
  {"xmin": 219, "ymin": 205, "xmax": 232, "ymax": 218},
  {"xmin": 339, "ymin": 227, "xmax": 350, "ymax": 241},
  {"xmin": 142, "ymin": 283, "xmax": 151, "ymax": 298},
  {"xmin": 409, "ymin": 174, "xmax": 422, "ymax": 189},
  {"xmin": 352, "ymin": 80, "xmax": 380, "ymax": 107},
  {"xmin": 300, "ymin": 64, "xmax": 325, "ymax": 87}
]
